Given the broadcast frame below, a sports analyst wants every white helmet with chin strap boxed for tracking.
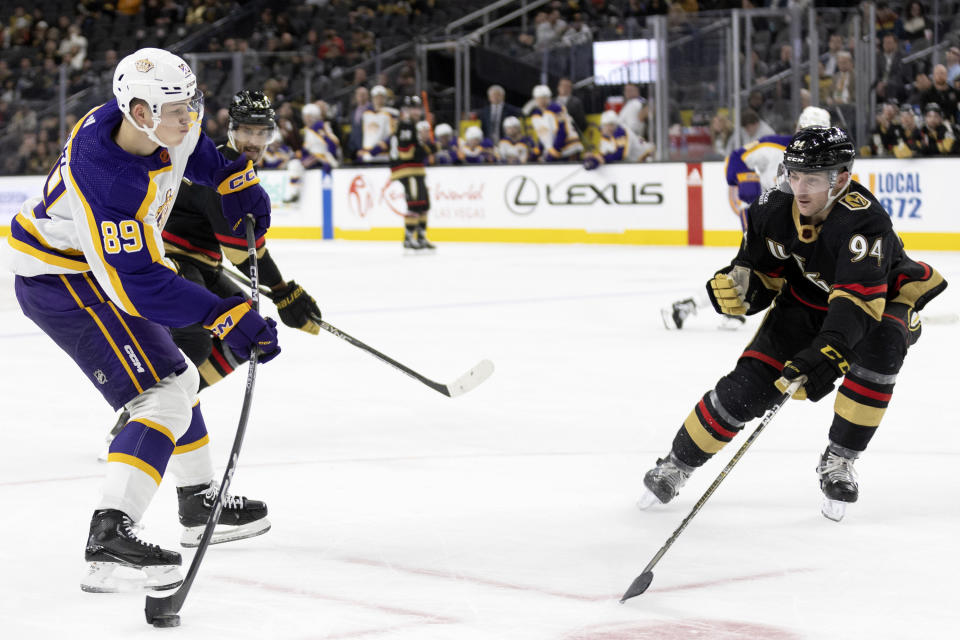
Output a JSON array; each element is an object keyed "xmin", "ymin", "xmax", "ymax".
[{"xmin": 113, "ymin": 48, "xmax": 203, "ymax": 147}]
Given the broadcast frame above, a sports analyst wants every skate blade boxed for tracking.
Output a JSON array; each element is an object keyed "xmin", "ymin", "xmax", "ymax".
[
  {"xmin": 81, "ymin": 562, "xmax": 182, "ymax": 593},
  {"xmin": 660, "ymin": 307, "xmax": 679, "ymax": 330},
  {"xmin": 636, "ymin": 488, "xmax": 665, "ymax": 510},
  {"xmin": 180, "ymin": 518, "xmax": 272, "ymax": 548},
  {"xmin": 821, "ymin": 498, "xmax": 848, "ymax": 522}
]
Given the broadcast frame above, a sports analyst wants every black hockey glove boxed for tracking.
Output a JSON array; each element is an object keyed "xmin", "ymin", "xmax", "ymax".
[
  {"xmin": 270, "ymin": 281, "xmax": 321, "ymax": 335},
  {"xmin": 775, "ymin": 339, "xmax": 851, "ymax": 402}
]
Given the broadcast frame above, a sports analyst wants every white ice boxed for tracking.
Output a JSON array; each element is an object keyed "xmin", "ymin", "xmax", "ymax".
[{"xmin": 1, "ymin": 241, "xmax": 958, "ymax": 639}]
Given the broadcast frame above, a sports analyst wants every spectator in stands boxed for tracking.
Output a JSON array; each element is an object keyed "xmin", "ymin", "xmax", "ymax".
[
  {"xmin": 555, "ymin": 77, "xmax": 587, "ymax": 134},
  {"xmin": 561, "ymin": 13, "xmax": 592, "ymax": 47},
  {"xmin": 57, "ymin": 24, "xmax": 88, "ymax": 70},
  {"xmin": 739, "ymin": 109, "xmax": 775, "ymax": 147},
  {"xmin": 822, "ymin": 33, "xmax": 845, "ymax": 77},
  {"xmin": 709, "ymin": 111, "xmax": 734, "ymax": 158},
  {"xmin": 906, "ymin": 71, "xmax": 932, "ymax": 107},
  {"xmin": 749, "ymin": 48, "xmax": 769, "ymax": 82},
  {"xmin": 921, "ymin": 64, "xmax": 959, "ymax": 123},
  {"xmin": 875, "ymin": 3, "xmax": 906, "ymax": 41},
  {"xmin": 917, "ymin": 102, "xmax": 955, "ymax": 155},
  {"xmin": 893, "ymin": 104, "xmax": 923, "ymax": 156},
  {"xmin": 868, "ymin": 101, "xmax": 902, "ymax": 156},
  {"xmin": 946, "ymin": 47, "xmax": 960, "ymax": 87},
  {"xmin": 479, "ymin": 84, "xmax": 521, "ymax": 143},
  {"xmin": 902, "ymin": 2, "xmax": 928, "ymax": 47},
  {"xmin": 828, "ymin": 51, "xmax": 855, "ymax": 106},
  {"xmin": 875, "ymin": 33, "xmax": 908, "ymax": 103},
  {"xmin": 496, "ymin": 116, "xmax": 539, "ymax": 164},
  {"xmin": 619, "ymin": 83, "xmax": 650, "ymax": 140},
  {"xmin": 460, "ymin": 125, "xmax": 497, "ymax": 164},
  {"xmin": 346, "ymin": 85, "xmax": 372, "ymax": 159},
  {"xmin": 536, "ymin": 9, "xmax": 567, "ymax": 49}
]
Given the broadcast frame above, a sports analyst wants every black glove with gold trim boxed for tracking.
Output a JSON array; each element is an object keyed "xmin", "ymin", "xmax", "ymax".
[
  {"xmin": 270, "ymin": 281, "xmax": 321, "ymax": 335},
  {"xmin": 775, "ymin": 339, "xmax": 851, "ymax": 402}
]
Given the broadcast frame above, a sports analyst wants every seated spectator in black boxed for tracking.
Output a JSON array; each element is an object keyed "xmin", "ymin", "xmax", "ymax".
[
  {"xmin": 822, "ymin": 33, "xmax": 844, "ymax": 76},
  {"xmin": 946, "ymin": 46, "xmax": 960, "ymax": 88},
  {"xmin": 893, "ymin": 105, "xmax": 923, "ymax": 157},
  {"xmin": 875, "ymin": 33, "xmax": 908, "ymax": 103},
  {"xmin": 906, "ymin": 71, "xmax": 931, "ymax": 107},
  {"xmin": 479, "ymin": 84, "xmax": 521, "ymax": 143},
  {"xmin": 917, "ymin": 102, "xmax": 955, "ymax": 155},
  {"xmin": 902, "ymin": 1, "xmax": 928, "ymax": 47},
  {"xmin": 867, "ymin": 101, "xmax": 902, "ymax": 156},
  {"xmin": 556, "ymin": 77, "xmax": 587, "ymax": 134},
  {"xmin": 920, "ymin": 64, "xmax": 959, "ymax": 123},
  {"xmin": 561, "ymin": 13, "xmax": 592, "ymax": 46}
]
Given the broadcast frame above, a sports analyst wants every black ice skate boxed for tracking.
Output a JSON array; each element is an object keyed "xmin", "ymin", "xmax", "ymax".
[
  {"xmin": 81, "ymin": 509, "xmax": 182, "ymax": 593},
  {"xmin": 637, "ymin": 452, "xmax": 695, "ymax": 509},
  {"xmin": 403, "ymin": 229, "xmax": 422, "ymax": 254},
  {"xmin": 177, "ymin": 482, "xmax": 270, "ymax": 548},
  {"xmin": 416, "ymin": 229, "xmax": 436, "ymax": 252},
  {"xmin": 816, "ymin": 443, "xmax": 859, "ymax": 522},
  {"xmin": 661, "ymin": 298, "xmax": 697, "ymax": 330}
]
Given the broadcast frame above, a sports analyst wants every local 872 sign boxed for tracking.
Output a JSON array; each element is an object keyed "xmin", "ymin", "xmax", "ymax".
[{"xmin": 332, "ymin": 163, "xmax": 688, "ymax": 232}]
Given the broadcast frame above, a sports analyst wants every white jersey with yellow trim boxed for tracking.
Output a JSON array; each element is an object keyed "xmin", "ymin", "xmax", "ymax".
[
  {"xmin": 361, "ymin": 107, "xmax": 398, "ymax": 162},
  {"xmin": 740, "ymin": 134, "xmax": 791, "ymax": 190}
]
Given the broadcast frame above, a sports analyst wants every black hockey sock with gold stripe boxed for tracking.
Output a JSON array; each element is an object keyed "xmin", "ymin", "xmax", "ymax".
[
  {"xmin": 671, "ymin": 390, "xmax": 746, "ymax": 467},
  {"xmin": 828, "ymin": 364, "xmax": 896, "ymax": 451}
]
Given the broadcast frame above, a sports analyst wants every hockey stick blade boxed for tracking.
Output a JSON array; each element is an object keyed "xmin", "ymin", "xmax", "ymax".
[
  {"xmin": 445, "ymin": 359, "xmax": 495, "ymax": 397},
  {"xmin": 620, "ymin": 571, "xmax": 654, "ymax": 603}
]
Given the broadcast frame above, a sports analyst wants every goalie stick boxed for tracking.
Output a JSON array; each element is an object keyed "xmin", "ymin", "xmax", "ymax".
[
  {"xmin": 620, "ymin": 379, "xmax": 802, "ymax": 603},
  {"xmin": 145, "ymin": 215, "xmax": 263, "ymax": 628},
  {"xmin": 220, "ymin": 268, "xmax": 494, "ymax": 398}
]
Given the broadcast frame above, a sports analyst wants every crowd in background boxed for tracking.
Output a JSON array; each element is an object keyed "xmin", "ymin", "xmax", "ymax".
[{"xmin": 4, "ymin": 0, "xmax": 960, "ymax": 175}]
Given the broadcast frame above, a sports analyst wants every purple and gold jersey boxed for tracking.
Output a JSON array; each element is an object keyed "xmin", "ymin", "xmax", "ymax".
[
  {"xmin": 531, "ymin": 102, "xmax": 582, "ymax": 160},
  {"xmin": 7, "ymin": 99, "xmax": 229, "ymax": 328}
]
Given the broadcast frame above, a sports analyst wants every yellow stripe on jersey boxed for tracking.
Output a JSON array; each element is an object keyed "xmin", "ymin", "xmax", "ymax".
[
  {"xmin": 13, "ymin": 212, "xmax": 86, "ymax": 256},
  {"xmin": 173, "ymin": 434, "xmax": 209, "ymax": 455},
  {"xmin": 828, "ymin": 289, "xmax": 885, "ymax": 322},
  {"xmin": 740, "ymin": 141, "xmax": 787, "ymax": 161},
  {"xmin": 107, "ymin": 452, "xmax": 163, "ymax": 485},
  {"xmin": 130, "ymin": 418, "xmax": 176, "ymax": 445},
  {"xmin": 59, "ymin": 274, "xmax": 144, "ymax": 394},
  {"xmin": 7, "ymin": 236, "xmax": 89, "ymax": 271}
]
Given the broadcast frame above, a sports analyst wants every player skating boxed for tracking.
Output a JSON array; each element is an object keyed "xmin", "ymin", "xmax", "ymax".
[
  {"xmin": 638, "ymin": 127, "xmax": 946, "ymax": 521},
  {"xmin": 390, "ymin": 95, "xmax": 436, "ymax": 253},
  {"xmin": 662, "ymin": 106, "xmax": 831, "ymax": 330},
  {"xmin": 7, "ymin": 49, "xmax": 280, "ymax": 592}
]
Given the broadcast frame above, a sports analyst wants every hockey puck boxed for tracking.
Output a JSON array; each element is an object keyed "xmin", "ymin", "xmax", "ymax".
[{"xmin": 151, "ymin": 614, "xmax": 181, "ymax": 628}]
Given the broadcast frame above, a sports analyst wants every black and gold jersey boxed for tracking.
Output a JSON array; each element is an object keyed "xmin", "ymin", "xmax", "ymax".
[
  {"xmin": 390, "ymin": 119, "xmax": 433, "ymax": 180},
  {"xmin": 722, "ymin": 180, "xmax": 946, "ymax": 348}
]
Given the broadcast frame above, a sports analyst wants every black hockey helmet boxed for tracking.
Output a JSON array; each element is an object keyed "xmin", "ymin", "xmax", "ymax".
[
  {"xmin": 228, "ymin": 90, "xmax": 276, "ymax": 128},
  {"xmin": 402, "ymin": 95, "xmax": 423, "ymax": 109},
  {"xmin": 782, "ymin": 126, "xmax": 855, "ymax": 174}
]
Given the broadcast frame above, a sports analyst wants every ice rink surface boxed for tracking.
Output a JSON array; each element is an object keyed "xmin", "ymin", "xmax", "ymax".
[{"xmin": 1, "ymin": 240, "xmax": 958, "ymax": 639}]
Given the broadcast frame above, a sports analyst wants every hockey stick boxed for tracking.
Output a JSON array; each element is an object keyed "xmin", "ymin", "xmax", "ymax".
[
  {"xmin": 220, "ymin": 268, "xmax": 494, "ymax": 398},
  {"xmin": 548, "ymin": 163, "xmax": 585, "ymax": 191},
  {"xmin": 313, "ymin": 314, "xmax": 494, "ymax": 397},
  {"xmin": 145, "ymin": 215, "xmax": 262, "ymax": 628},
  {"xmin": 620, "ymin": 379, "xmax": 802, "ymax": 603}
]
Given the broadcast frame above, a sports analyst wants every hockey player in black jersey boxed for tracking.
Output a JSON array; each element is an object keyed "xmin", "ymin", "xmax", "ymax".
[
  {"xmin": 390, "ymin": 95, "xmax": 436, "ymax": 252},
  {"xmin": 101, "ymin": 90, "xmax": 322, "ymax": 546},
  {"xmin": 638, "ymin": 127, "xmax": 946, "ymax": 521}
]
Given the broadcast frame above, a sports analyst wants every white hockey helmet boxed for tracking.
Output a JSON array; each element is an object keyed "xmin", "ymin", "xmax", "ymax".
[
  {"xmin": 503, "ymin": 116, "xmax": 521, "ymax": 132},
  {"xmin": 797, "ymin": 106, "xmax": 831, "ymax": 130},
  {"xmin": 416, "ymin": 120, "xmax": 432, "ymax": 133},
  {"xmin": 600, "ymin": 110, "xmax": 619, "ymax": 127},
  {"xmin": 465, "ymin": 125, "xmax": 483, "ymax": 142},
  {"xmin": 302, "ymin": 103, "xmax": 321, "ymax": 120},
  {"xmin": 113, "ymin": 48, "xmax": 202, "ymax": 147},
  {"xmin": 435, "ymin": 123, "xmax": 453, "ymax": 138},
  {"xmin": 532, "ymin": 84, "xmax": 552, "ymax": 99},
  {"xmin": 371, "ymin": 85, "xmax": 388, "ymax": 98}
]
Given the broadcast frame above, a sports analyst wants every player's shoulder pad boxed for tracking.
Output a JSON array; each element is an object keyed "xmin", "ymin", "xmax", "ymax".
[{"xmin": 833, "ymin": 181, "xmax": 893, "ymax": 231}]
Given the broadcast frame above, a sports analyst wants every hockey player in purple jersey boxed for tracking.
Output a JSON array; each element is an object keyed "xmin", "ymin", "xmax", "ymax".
[
  {"xmin": 496, "ymin": 116, "xmax": 540, "ymax": 164},
  {"xmin": 529, "ymin": 84, "xmax": 582, "ymax": 162},
  {"xmin": 460, "ymin": 126, "xmax": 497, "ymax": 164},
  {"xmin": 432, "ymin": 123, "xmax": 461, "ymax": 165},
  {"xmin": 7, "ymin": 48, "xmax": 279, "ymax": 593}
]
